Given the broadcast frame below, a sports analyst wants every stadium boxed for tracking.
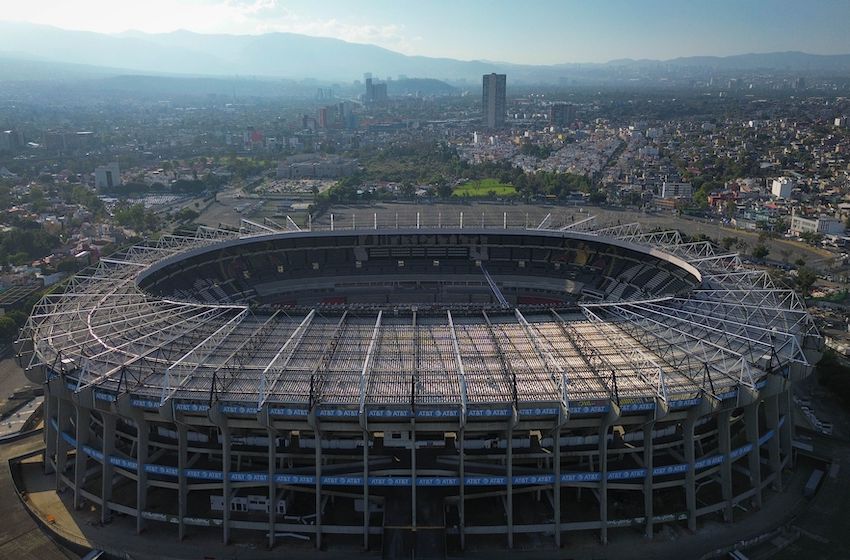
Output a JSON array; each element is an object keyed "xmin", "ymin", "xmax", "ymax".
[{"xmin": 16, "ymin": 214, "xmax": 822, "ymax": 556}]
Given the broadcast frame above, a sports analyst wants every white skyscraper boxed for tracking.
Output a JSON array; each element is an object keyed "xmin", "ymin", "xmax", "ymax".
[{"xmin": 94, "ymin": 162, "xmax": 120, "ymax": 189}]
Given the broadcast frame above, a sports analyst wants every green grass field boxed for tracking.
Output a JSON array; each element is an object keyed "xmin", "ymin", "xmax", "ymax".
[{"xmin": 452, "ymin": 178, "xmax": 517, "ymax": 197}]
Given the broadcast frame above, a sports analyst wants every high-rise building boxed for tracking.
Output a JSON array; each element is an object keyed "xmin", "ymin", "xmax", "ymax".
[
  {"xmin": 94, "ymin": 162, "xmax": 120, "ymax": 190},
  {"xmin": 365, "ymin": 78, "xmax": 388, "ymax": 104},
  {"xmin": 660, "ymin": 181, "xmax": 693, "ymax": 199},
  {"xmin": 549, "ymin": 103, "xmax": 576, "ymax": 127},
  {"xmin": 373, "ymin": 82, "xmax": 387, "ymax": 103},
  {"xmin": 338, "ymin": 102, "xmax": 355, "ymax": 128},
  {"xmin": 771, "ymin": 178, "xmax": 795, "ymax": 199},
  {"xmin": 482, "ymin": 73, "xmax": 506, "ymax": 129}
]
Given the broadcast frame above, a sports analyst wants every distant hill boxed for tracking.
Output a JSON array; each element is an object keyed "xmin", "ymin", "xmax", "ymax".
[
  {"xmin": 1, "ymin": 21, "xmax": 849, "ymax": 84},
  {"xmin": 95, "ymin": 74, "xmax": 305, "ymax": 98},
  {"xmin": 386, "ymin": 78, "xmax": 457, "ymax": 96},
  {"xmin": 609, "ymin": 51, "xmax": 850, "ymax": 72},
  {"xmin": 0, "ymin": 61, "xmax": 457, "ymax": 100},
  {"xmin": 0, "ymin": 52, "xmax": 128, "ymax": 80},
  {"xmin": 0, "ymin": 22, "xmax": 496, "ymax": 82}
]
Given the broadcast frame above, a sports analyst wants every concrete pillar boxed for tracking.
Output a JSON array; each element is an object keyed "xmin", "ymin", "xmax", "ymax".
[
  {"xmin": 778, "ymin": 388, "xmax": 792, "ymax": 463},
  {"xmin": 56, "ymin": 397, "xmax": 73, "ymax": 491},
  {"xmin": 73, "ymin": 405, "xmax": 91, "ymax": 510},
  {"xmin": 314, "ymin": 428, "xmax": 322, "ymax": 550},
  {"xmin": 221, "ymin": 426, "xmax": 232, "ymax": 544},
  {"xmin": 599, "ymin": 421, "xmax": 610, "ymax": 545},
  {"xmin": 363, "ymin": 429, "xmax": 369, "ymax": 550},
  {"xmin": 136, "ymin": 418, "xmax": 149, "ymax": 534},
  {"xmin": 643, "ymin": 421, "xmax": 655, "ymax": 538},
  {"xmin": 506, "ymin": 426, "xmax": 513, "ymax": 549},
  {"xmin": 744, "ymin": 402, "xmax": 762, "ymax": 509},
  {"xmin": 267, "ymin": 428, "xmax": 276, "ymax": 550},
  {"xmin": 684, "ymin": 414, "xmax": 697, "ymax": 532},
  {"xmin": 44, "ymin": 395, "xmax": 56, "ymax": 475},
  {"xmin": 718, "ymin": 410, "xmax": 733, "ymax": 523},
  {"xmin": 765, "ymin": 394, "xmax": 782, "ymax": 491},
  {"xmin": 101, "ymin": 412, "xmax": 116, "ymax": 524},
  {"xmin": 411, "ymin": 420, "xmax": 417, "ymax": 534},
  {"xmin": 459, "ymin": 429, "xmax": 465, "ymax": 551},
  {"xmin": 553, "ymin": 428, "xmax": 561, "ymax": 548},
  {"xmin": 177, "ymin": 424, "xmax": 188, "ymax": 541}
]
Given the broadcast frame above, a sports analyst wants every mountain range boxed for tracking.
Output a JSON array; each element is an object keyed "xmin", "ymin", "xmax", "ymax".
[{"xmin": 2, "ymin": 21, "xmax": 850, "ymax": 84}]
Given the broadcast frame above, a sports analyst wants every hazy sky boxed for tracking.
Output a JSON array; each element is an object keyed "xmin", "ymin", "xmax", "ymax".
[{"xmin": 3, "ymin": 0, "xmax": 850, "ymax": 64}]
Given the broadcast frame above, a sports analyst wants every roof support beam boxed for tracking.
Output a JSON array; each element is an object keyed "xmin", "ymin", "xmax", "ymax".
[
  {"xmin": 161, "ymin": 308, "xmax": 249, "ymax": 404},
  {"xmin": 482, "ymin": 311, "xmax": 517, "ymax": 405},
  {"xmin": 309, "ymin": 312, "xmax": 349, "ymax": 407},
  {"xmin": 77, "ymin": 306, "xmax": 236, "ymax": 391},
  {"xmin": 358, "ymin": 311, "xmax": 383, "ymax": 418},
  {"xmin": 515, "ymin": 309, "xmax": 568, "ymax": 413},
  {"xmin": 446, "ymin": 310, "xmax": 469, "ymax": 422},
  {"xmin": 258, "ymin": 310, "xmax": 316, "ymax": 406},
  {"xmin": 579, "ymin": 307, "xmax": 670, "ymax": 401}
]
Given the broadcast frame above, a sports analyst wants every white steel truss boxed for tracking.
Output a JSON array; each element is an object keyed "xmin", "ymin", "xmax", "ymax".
[{"xmin": 16, "ymin": 218, "xmax": 820, "ymax": 413}]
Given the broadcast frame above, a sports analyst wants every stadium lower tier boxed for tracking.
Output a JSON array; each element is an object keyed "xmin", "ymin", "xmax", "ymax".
[{"xmin": 40, "ymin": 373, "xmax": 794, "ymax": 552}]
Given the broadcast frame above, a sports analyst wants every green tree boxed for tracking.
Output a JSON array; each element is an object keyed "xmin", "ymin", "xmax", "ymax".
[
  {"xmin": 0, "ymin": 185, "xmax": 11, "ymax": 210},
  {"xmin": 751, "ymin": 245, "xmax": 769, "ymax": 259},
  {"xmin": 800, "ymin": 231, "xmax": 824, "ymax": 245},
  {"xmin": 0, "ymin": 315, "xmax": 18, "ymax": 343},
  {"xmin": 28, "ymin": 185, "xmax": 48, "ymax": 212},
  {"xmin": 70, "ymin": 185, "xmax": 104, "ymax": 213},
  {"xmin": 400, "ymin": 183, "xmax": 416, "ymax": 198},
  {"xmin": 796, "ymin": 267, "xmax": 817, "ymax": 296},
  {"xmin": 176, "ymin": 208, "xmax": 200, "ymax": 222},
  {"xmin": 720, "ymin": 236, "xmax": 738, "ymax": 250},
  {"xmin": 436, "ymin": 183, "xmax": 453, "ymax": 199},
  {"xmin": 114, "ymin": 204, "xmax": 159, "ymax": 232},
  {"xmin": 0, "ymin": 228, "xmax": 60, "ymax": 265},
  {"xmin": 816, "ymin": 351, "xmax": 850, "ymax": 409}
]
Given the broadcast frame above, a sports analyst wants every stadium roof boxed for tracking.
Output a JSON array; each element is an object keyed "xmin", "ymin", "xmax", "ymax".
[{"xmin": 18, "ymin": 216, "xmax": 820, "ymax": 420}]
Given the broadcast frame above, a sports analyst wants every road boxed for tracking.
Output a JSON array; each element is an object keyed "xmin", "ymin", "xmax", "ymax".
[{"xmin": 0, "ymin": 433, "xmax": 76, "ymax": 560}]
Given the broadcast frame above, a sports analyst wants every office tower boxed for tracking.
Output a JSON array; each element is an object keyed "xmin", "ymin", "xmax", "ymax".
[
  {"xmin": 373, "ymin": 82, "xmax": 387, "ymax": 102},
  {"xmin": 365, "ymin": 77, "xmax": 373, "ymax": 101},
  {"xmin": 365, "ymin": 78, "xmax": 388, "ymax": 104},
  {"xmin": 482, "ymin": 73, "xmax": 506, "ymax": 129},
  {"xmin": 94, "ymin": 162, "xmax": 120, "ymax": 190}
]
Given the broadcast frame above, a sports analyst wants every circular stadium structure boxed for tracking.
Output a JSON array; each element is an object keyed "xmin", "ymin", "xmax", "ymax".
[{"xmin": 16, "ymin": 215, "xmax": 823, "ymax": 555}]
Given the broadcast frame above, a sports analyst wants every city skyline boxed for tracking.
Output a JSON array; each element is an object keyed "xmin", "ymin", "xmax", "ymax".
[{"xmin": 2, "ymin": 0, "xmax": 850, "ymax": 65}]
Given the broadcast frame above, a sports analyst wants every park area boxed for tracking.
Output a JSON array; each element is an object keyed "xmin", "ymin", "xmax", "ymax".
[{"xmin": 452, "ymin": 178, "xmax": 516, "ymax": 197}]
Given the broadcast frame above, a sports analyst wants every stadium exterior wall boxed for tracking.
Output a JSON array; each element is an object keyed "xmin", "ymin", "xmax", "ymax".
[{"xmin": 35, "ymin": 370, "xmax": 797, "ymax": 550}]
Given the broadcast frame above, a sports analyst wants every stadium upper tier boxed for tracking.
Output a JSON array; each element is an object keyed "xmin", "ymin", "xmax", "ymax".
[
  {"xmin": 137, "ymin": 230, "xmax": 701, "ymax": 308},
  {"xmin": 20, "ymin": 219, "xmax": 820, "ymax": 418}
]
